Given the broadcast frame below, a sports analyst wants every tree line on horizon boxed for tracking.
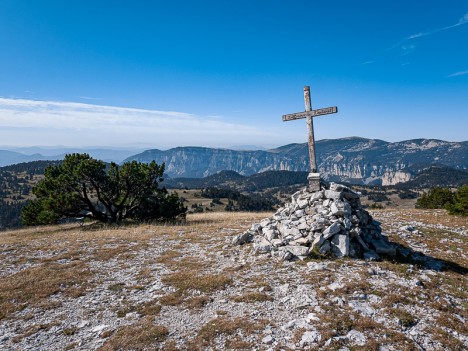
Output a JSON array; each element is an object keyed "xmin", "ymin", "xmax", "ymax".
[
  {"xmin": 416, "ymin": 186, "xmax": 468, "ymax": 216},
  {"xmin": 0, "ymin": 156, "xmax": 467, "ymax": 230}
]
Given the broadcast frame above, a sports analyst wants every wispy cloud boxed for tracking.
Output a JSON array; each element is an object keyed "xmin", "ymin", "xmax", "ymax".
[
  {"xmin": 446, "ymin": 70, "xmax": 468, "ymax": 78},
  {"xmin": 384, "ymin": 13, "xmax": 468, "ymax": 53},
  {"xmin": 0, "ymin": 98, "xmax": 275, "ymax": 147},
  {"xmin": 396, "ymin": 44, "xmax": 416, "ymax": 57},
  {"xmin": 406, "ymin": 13, "xmax": 468, "ymax": 40}
]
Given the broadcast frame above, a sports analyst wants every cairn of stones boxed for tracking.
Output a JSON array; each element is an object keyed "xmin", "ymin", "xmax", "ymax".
[{"xmin": 233, "ymin": 182, "xmax": 395, "ymax": 261}]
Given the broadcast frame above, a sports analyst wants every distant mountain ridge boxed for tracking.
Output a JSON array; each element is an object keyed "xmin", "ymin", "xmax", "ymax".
[
  {"xmin": 125, "ymin": 137, "xmax": 468, "ymax": 185},
  {"xmin": 0, "ymin": 147, "xmax": 145, "ymax": 166},
  {"xmin": 1, "ymin": 138, "xmax": 466, "ymax": 186},
  {"xmin": 164, "ymin": 170, "xmax": 309, "ymax": 191},
  {"xmin": 163, "ymin": 166, "xmax": 468, "ymax": 191}
]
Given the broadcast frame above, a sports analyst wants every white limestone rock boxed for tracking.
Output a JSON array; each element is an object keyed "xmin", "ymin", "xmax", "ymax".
[
  {"xmin": 297, "ymin": 199, "xmax": 309, "ymax": 209},
  {"xmin": 344, "ymin": 218, "xmax": 353, "ymax": 230},
  {"xmin": 262, "ymin": 228, "xmax": 278, "ymax": 241},
  {"xmin": 262, "ymin": 335, "xmax": 274, "ymax": 345},
  {"xmin": 311, "ymin": 233, "xmax": 324, "ymax": 248},
  {"xmin": 330, "ymin": 200, "xmax": 352, "ymax": 217},
  {"xmin": 311, "ymin": 190, "xmax": 324, "ymax": 201},
  {"xmin": 236, "ymin": 182, "xmax": 391, "ymax": 260},
  {"xmin": 323, "ymin": 221, "xmax": 342, "ymax": 239},
  {"xmin": 300, "ymin": 330, "xmax": 321, "ymax": 347},
  {"xmin": 325, "ymin": 190, "xmax": 342, "ymax": 200},
  {"xmin": 331, "ymin": 234, "xmax": 350, "ymax": 257},
  {"xmin": 254, "ymin": 238, "xmax": 272, "ymax": 253},
  {"xmin": 284, "ymin": 245, "xmax": 309, "ymax": 257},
  {"xmin": 251, "ymin": 223, "xmax": 262, "ymax": 232},
  {"xmin": 232, "ymin": 231, "xmax": 254, "ymax": 245}
]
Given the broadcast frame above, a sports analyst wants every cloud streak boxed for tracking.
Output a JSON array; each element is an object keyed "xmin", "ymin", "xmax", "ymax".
[
  {"xmin": 406, "ymin": 13, "xmax": 468, "ymax": 40},
  {"xmin": 0, "ymin": 98, "xmax": 276, "ymax": 148},
  {"xmin": 446, "ymin": 70, "xmax": 468, "ymax": 77},
  {"xmin": 385, "ymin": 13, "xmax": 468, "ymax": 53}
]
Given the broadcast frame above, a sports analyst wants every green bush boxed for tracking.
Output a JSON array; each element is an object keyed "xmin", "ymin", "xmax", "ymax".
[
  {"xmin": 446, "ymin": 185, "xmax": 468, "ymax": 217},
  {"xmin": 22, "ymin": 153, "xmax": 186, "ymax": 225},
  {"xmin": 415, "ymin": 187, "xmax": 454, "ymax": 209}
]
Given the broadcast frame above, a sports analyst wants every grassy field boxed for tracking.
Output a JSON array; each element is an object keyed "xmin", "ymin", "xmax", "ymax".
[
  {"xmin": 171, "ymin": 189, "xmax": 230, "ymax": 213},
  {"xmin": 0, "ymin": 210, "xmax": 466, "ymax": 350}
]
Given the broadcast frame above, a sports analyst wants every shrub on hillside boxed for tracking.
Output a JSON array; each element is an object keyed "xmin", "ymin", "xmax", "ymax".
[
  {"xmin": 415, "ymin": 187, "xmax": 454, "ymax": 209},
  {"xmin": 446, "ymin": 185, "xmax": 468, "ymax": 217},
  {"xmin": 398, "ymin": 190, "xmax": 418, "ymax": 199}
]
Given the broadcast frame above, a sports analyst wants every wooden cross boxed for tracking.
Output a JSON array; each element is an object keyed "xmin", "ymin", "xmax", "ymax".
[{"xmin": 282, "ymin": 86, "xmax": 338, "ymax": 191}]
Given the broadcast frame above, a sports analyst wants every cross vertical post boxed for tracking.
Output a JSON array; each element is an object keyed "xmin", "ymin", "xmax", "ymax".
[
  {"xmin": 281, "ymin": 85, "xmax": 338, "ymax": 192},
  {"xmin": 304, "ymin": 86, "xmax": 317, "ymax": 173},
  {"xmin": 303, "ymin": 86, "xmax": 320, "ymax": 191}
]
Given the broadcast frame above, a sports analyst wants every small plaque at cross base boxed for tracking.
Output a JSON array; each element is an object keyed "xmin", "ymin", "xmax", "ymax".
[{"xmin": 307, "ymin": 173, "xmax": 321, "ymax": 192}]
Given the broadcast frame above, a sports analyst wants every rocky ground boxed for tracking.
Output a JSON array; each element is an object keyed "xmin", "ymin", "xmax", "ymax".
[{"xmin": 0, "ymin": 210, "xmax": 466, "ymax": 351}]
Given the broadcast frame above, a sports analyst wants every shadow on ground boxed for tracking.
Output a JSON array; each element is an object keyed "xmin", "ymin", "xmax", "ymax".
[{"xmin": 383, "ymin": 241, "xmax": 467, "ymax": 275}]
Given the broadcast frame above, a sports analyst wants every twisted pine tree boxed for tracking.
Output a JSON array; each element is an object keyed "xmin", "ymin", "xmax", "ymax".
[{"xmin": 22, "ymin": 153, "xmax": 186, "ymax": 225}]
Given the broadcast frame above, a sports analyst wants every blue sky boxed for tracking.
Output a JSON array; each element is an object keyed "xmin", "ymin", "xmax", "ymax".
[{"xmin": 0, "ymin": 0, "xmax": 467, "ymax": 149}]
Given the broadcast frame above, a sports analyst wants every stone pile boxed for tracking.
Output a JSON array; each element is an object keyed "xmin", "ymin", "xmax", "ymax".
[{"xmin": 233, "ymin": 182, "xmax": 395, "ymax": 261}]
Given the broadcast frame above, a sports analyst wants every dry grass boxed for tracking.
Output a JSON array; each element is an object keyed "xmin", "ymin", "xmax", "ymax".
[
  {"xmin": 93, "ymin": 245, "xmax": 134, "ymax": 261},
  {"xmin": 185, "ymin": 295, "xmax": 211, "ymax": 309},
  {"xmin": 161, "ymin": 271, "xmax": 232, "ymax": 294},
  {"xmin": 159, "ymin": 291, "xmax": 184, "ymax": 306},
  {"xmin": 432, "ymin": 329, "xmax": 466, "ymax": 351},
  {"xmin": 436, "ymin": 311, "xmax": 468, "ymax": 334},
  {"xmin": 389, "ymin": 209, "xmax": 468, "ymax": 227},
  {"xmin": 244, "ymin": 274, "xmax": 273, "ymax": 291},
  {"xmin": 157, "ymin": 270, "xmax": 230, "ymax": 308},
  {"xmin": 1, "ymin": 210, "xmax": 466, "ymax": 349},
  {"xmin": 231, "ymin": 291, "xmax": 274, "ymax": 303},
  {"xmin": 315, "ymin": 306, "xmax": 406, "ymax": 348},
  {"xmin": 99, "ymin": 317, "xmax": 168, "ymax": 351},
  {"xmin": 189, "ymin": 317, "xmax": 269, "ymax": 349},
  {"xmin": 388, "ymin": 308, "xmax": 418, "ymax": 328},
  {"xmin": 39, "ymin": 249, "xmax": 84, "ymax": 263},
  {"xmin": 380, "ymin": 291, "xmax": 414, "ymax": 308},
  {"xmin": 0, "ymin": 212, "xmax": 264, "ymax": 328},
  {"xmin": 0, "ymin": 212, "xmax": 267, "ymax": 246},
  {"xmin": 154, "ymin": 249, "xmax": 182, "ymax": 264},
  {"xmin": 333, "ymin": 276, "xmax": 373, "ymax": 296},
  {"xmin": 0, "ymin": 261, "xmax": 91, "ymax": 320},
  {"xmin": 115, "ymin": 299, "xmax": 162, "ymax": 318}
]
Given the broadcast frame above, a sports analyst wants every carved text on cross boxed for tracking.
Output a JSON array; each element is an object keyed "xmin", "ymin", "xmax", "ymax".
[{"xmin": 282, "ymin": 86, "xmax": 338, "ymax": 190}]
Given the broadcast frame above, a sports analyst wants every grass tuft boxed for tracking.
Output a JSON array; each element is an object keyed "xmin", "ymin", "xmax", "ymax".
[
  {"xmin": 231, "ymin": 291, "xmax": 273, "ymax": 303},
  {"xmin": 99, "ymin": 318, "xmax": 168, "ymax": 351},
  {"xmin": 161, "ymin": 271, "xmax": 232, "ymax": 293}
]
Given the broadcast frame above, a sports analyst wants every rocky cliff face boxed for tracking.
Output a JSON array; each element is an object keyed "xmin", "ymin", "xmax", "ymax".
[{"xmin": 124, "ymin": 137, "xmax": 468, "ymax": 185}]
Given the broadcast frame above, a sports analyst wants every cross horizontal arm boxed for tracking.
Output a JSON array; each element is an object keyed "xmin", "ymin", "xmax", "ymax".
[
  {"xmin": 282, "ymin": 111, "xmax": 313, "ymax": 121},
  {"xmin": 282, "ymin": 106, "xmax": 338, "ymax": 122}
]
